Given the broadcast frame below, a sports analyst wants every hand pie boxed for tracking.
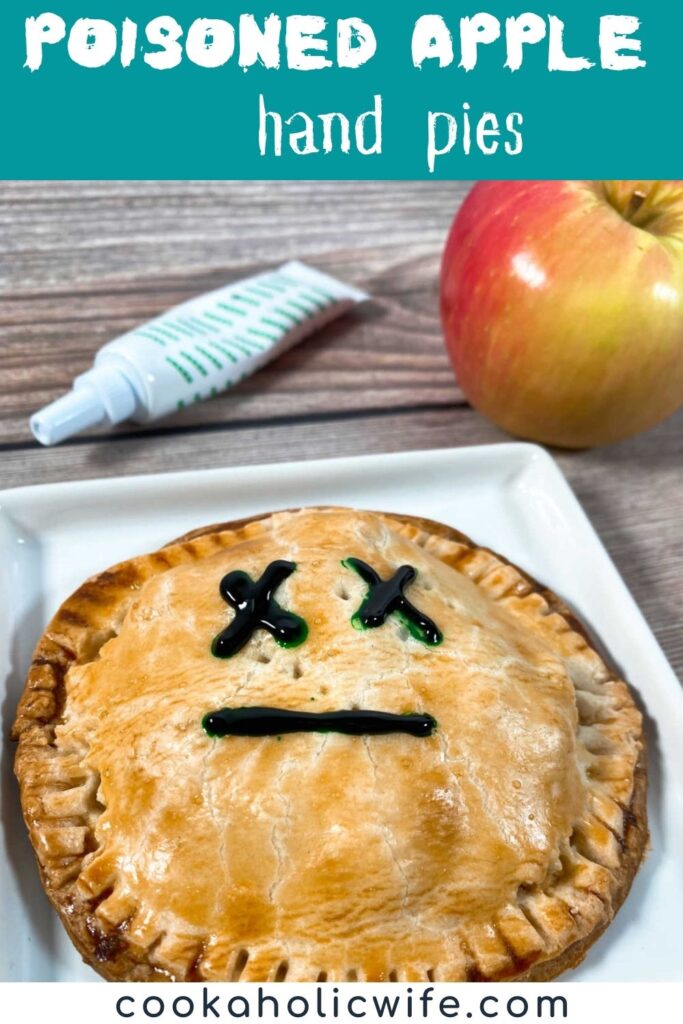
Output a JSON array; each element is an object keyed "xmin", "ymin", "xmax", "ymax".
[{"xmin": 13, "ymin": 507, "xmax": 647, "ymax": 981}]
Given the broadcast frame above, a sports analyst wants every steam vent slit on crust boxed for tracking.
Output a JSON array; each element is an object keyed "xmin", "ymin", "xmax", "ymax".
[{"xmin": 12, "ymin": 506, "xmax": 647, "ymax": 982}]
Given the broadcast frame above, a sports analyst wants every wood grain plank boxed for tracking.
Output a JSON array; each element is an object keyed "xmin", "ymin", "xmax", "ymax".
[
  {"xmin": 0, "ymin": 181, "xmax": 467, "ymax": 288},
  {"xmin": 0, "ymin": 182, "xmax": 469, "ymax": 443}
]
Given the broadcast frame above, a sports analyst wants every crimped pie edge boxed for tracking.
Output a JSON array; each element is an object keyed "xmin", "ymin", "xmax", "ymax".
[{"xmin": 12, "ymin": 507, "xmax": 648, "ymax": 982}]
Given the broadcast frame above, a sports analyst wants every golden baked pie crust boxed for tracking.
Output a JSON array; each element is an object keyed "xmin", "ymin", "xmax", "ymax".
[{"xmin": 13, "ymin": 508, "xmax": 647, "ymax": 982}]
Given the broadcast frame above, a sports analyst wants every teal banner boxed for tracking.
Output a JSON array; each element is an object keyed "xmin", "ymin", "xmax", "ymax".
[{"xmin": 0, "ymin": 1, "xmax": 678, "ymax": 178}]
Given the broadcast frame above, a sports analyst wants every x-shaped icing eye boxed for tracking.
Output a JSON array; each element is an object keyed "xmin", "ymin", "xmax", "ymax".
[
  {"xmin": 212, "ymin": 560, "xmax": 308, "ymax": 658},
  {"xmin": 343, "ymin": 558, "xmax": 443, "ymax": 646}
]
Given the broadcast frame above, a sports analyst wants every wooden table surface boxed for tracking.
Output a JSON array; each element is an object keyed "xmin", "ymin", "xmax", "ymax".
[{"xmin": 1, "ymin": 181, "xmax": 681, "ymax": 681}]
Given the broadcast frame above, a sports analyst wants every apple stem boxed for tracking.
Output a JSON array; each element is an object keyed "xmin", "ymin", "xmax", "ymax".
[{"xmin": 626, "ymin": 189, "xmax": 647, "ymax": 221}]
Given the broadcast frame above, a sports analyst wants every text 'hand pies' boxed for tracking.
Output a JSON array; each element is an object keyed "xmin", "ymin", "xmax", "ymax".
[{"xmin": 12, "ymin": 507, "xmax": 647, "ymax": 982}]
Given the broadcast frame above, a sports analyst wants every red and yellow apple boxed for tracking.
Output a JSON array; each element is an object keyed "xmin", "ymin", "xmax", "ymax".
[{"xmin": 440, "ymin": 180, "xmax": 683, "ymax": 448}]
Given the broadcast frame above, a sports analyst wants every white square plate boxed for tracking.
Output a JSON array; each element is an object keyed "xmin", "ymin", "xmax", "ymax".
[{"xmin": 1, "ymin": 444, "xmax": 681, "ymax": 982}]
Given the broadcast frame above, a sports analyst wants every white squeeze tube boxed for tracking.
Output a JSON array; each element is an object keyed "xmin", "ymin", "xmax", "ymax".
[{"xmin": 31, "ymin": 261, "xmax": 368, "ymax": 446}]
